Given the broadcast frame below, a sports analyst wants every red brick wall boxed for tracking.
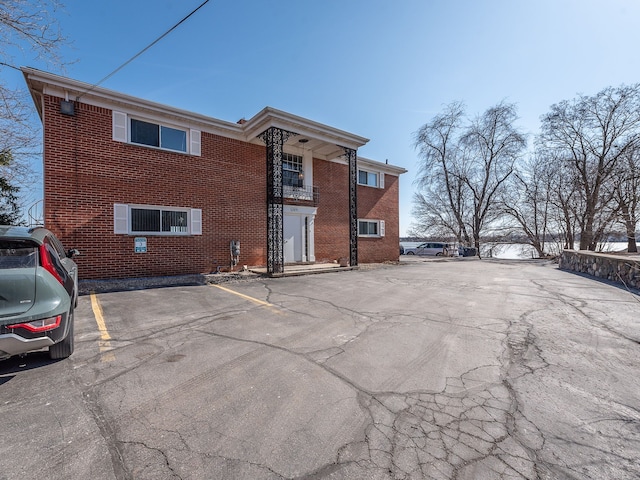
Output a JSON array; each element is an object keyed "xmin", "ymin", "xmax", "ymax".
[
  {"xmin": 357, "ymin": 174, "xmax": 401, "ymax": 263},
  {"xmin": 42, "ymin": 94, "xmax": 401, "ymax": 279},
  {"xmin": 43, "ymin": 95, "xmax": 267, "ymax": 279},
  {"xmin": 312, "ymin": 158, "xmax": 401, "ymax": 264},
  {"xmin": 313, "ymin": 159, "xmax": 350, "ymax": 262}
]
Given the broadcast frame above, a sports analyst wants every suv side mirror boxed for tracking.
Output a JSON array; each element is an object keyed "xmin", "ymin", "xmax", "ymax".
[{"xmin": 67, "ymin": 248, "xmax": 80, "ymax": 258}]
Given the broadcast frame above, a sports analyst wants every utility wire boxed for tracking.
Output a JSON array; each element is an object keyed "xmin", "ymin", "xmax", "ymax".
[
  {"xmin": 0, "ymin": 61, "xmax": 21, "ymax": 71},
  {"xmin": 77, "ymin": 0, "xmax": 211, "ymax": 100}
]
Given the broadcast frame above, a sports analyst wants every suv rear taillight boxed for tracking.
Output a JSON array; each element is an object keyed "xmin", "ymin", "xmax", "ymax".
[
  {"xmin": 39, "ymin": 244, "xmax": 63, "ymax": 284},
  {"xmin": 8, "ymin": 315, "xmax": 62, "ymax": 332}
]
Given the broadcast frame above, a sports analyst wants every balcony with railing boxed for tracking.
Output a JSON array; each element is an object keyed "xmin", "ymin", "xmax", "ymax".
[
  {"xmin": 283, "ymin": 184, "xmax": 319, "ymax": 205},
  {"xmin": 282, "ymin": 168, "xmax": 319, "ymax": 205}
]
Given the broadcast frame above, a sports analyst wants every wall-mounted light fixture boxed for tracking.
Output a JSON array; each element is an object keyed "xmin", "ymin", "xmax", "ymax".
[
  {"xmin": 60, "ymin": 99, "xmax": 75, "ymax": 116},
  {"xmin": 60, "ymin": 91, "xmax": 75, "ymax": 116}
]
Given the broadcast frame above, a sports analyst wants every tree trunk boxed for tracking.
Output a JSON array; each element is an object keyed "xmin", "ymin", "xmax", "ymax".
[
  {"xmin": 620, "ymin": 203, "xmax": 638, "ymax": 253},
  {"xmin": 579, "ymin": 215, "xmax": 595, "ymax": 250},
  {"xmin": 473, "ymin": 232, "xmax": 481, "ymax": 259},
  {"xmin": 533, "ymin": 241, "xmax": 545, "ymax": 258}
]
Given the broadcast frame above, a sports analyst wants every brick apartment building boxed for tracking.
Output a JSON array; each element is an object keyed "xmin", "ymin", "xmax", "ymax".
[{"xmin": 23, "ymin": 68, "xmax": 406, "ymax": 280}]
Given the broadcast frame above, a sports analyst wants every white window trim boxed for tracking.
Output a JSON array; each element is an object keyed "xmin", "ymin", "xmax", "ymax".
[
  {"xmin": 190, "ymin": 129, "xmax": 201, "ymax": 157},
  {"xmin": 357, "ymin": 168, "xmax": 384, "ymax": 189},
  {"xmin": 282, "ymin": 152, "xmax": 304, "ymax": 187},
  {"xmin": 112, "ymin": 111, "xmax": 201, "ymax": 156},
  {"xmin": 358, "ymin": 219, "xmax": 385, "ymax": 238},
  {"xmin": 114, "ymin": 203, "xmax": 202, "ymax": 236}
]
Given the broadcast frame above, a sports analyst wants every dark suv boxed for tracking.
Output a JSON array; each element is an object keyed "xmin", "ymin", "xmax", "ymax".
[{"xmin": 0, "ymin": 226, "xmax": 78, "ymax": 360}]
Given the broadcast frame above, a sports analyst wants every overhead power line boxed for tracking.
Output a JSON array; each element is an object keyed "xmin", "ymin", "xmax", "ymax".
[
  {"xmin": 77, "ymin": 0, "xmax": 211, "ymax": 100},
  {"xmin": 0, "ymin": 61, "xmax": 21, "ymax": 71}
]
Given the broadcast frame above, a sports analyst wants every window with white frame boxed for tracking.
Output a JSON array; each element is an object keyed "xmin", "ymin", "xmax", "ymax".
[
  {"xmin": 114, "ymin": 204, "xmax": 202, "ymax": 235},
  {"xmin": 358, "ymin": 219, "xmax": 385, "ymax": 237},
  {"xmin": 283, "ymin": 153, "xmax": 304, "ymax": 187},
  {"xmin": 358, "ymin": 169, "xmax": 384, "ymax": 188},
  {"xmin": 130, "ymin": 118, "xmax": 187, "ymax": 152},
  {"xmin": 112, "ymin": 111, "xmax": 201, "ymax": 156}
]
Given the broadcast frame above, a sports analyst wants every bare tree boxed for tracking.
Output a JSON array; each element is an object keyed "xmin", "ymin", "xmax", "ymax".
[
  {"xmin": 0, "ymin": 0, "xmax": 68, "ymax": 218},
  {"xmin": 501, "ymin": 153, "xmax": 557, "ymax": 257},
  {"xmin": 539, "ymin": 85, "xmax": 640, "ymax": 250},
  {"xmin": 459, "ymin": 102, "xmax": 527, "ymax": 255},
  {"xmin": 549, "ymin": 154, "xmax": 581, "ymax": 250},
  {"xmin": 412, "ymin": 101, "xmax": 471, "ymax": 244},
  {"xmin": 413, "ymin": 102, "xmax": 525, "ymax": 256},
  {"xmin": 410, "ymin": 177, "xmax": 469, "ymax": 241},
  {"xmin": 0, "ymin": 149, "xmax": 20, "ymax": 224},
  {"xmin": 612, "ymin": 147, "xmax": 640, "ymax": 252}
]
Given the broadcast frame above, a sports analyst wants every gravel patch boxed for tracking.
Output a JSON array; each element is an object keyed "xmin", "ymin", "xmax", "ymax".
[{"xmin": 79, "ymin": 271, "xmax": 261, "ymax": 295}]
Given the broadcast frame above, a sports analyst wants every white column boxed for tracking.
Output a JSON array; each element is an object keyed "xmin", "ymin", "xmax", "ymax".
[{"xmin": 307, "ymin": 214, "xmax": 315, "ymax": 262}]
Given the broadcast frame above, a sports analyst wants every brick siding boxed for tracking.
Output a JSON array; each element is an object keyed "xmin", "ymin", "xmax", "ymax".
[
  {"xmin": 42, "ymin": 94, "xmax": 401, "ymax": 279},
  {"xmin": 358, "ymin": 174, "xmax": 401, "ymax": 263},
  {"xmin": 43, "ymin": 95, "xmax": 267, "ymax": 279}
]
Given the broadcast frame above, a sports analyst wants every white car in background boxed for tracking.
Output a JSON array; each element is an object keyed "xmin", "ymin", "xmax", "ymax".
[{"xmin": 403, "ymin": 242, "xmax": 451, "ymax": 256}]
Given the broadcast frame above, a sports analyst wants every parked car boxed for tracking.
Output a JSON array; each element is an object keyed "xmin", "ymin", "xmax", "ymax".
[
  {"xmin": 404, "ymin": 242, "xmax": 451, "ymax": 256},
  {"xmin": 458, "ymin": 246, "xmax": 477, "ymax": 257},
  {"xmin": 0, "ymin": 226, "xmax": 78, "ymax": 360}
]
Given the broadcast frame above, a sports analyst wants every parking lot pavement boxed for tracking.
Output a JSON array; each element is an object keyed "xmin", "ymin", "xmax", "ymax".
[{"xmin": 1, "ymin": 258, "xmax": 639, "ymax": 479}]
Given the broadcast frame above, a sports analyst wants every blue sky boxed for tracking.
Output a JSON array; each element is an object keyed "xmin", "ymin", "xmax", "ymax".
[{"xmin": 7, "ymin": 0, "xmax": 640, "ymax": 235}]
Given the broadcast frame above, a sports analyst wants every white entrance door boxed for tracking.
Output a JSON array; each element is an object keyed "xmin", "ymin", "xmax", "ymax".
[
  {"xmin": 283, "ymin": 206, "xmax": 316, "ymax": 264},
  {"xmin": 284, "ymin": 214, "xmax": 301, "ymax": 263}
]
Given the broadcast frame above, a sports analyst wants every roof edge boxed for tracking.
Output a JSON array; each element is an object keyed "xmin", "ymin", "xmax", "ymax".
[
  {"xmin": 358, "ymin": 156, "xmax": 408, "ymax": 175},
  {"xmin": 243, "ymin": 106, "xmax": 369, "ymax": 150},
  {"xmin": 21, "ymin": 67, "xmax": 244, "ymax": 136}
]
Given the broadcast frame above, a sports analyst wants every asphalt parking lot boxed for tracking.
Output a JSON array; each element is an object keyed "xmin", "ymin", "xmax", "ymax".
[{"xmin": 1, "ymin": 257, "xmax": 639, "ymax": 480}]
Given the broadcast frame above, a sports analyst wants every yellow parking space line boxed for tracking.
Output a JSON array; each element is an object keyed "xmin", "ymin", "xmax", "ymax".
[
  {"xmin": 90, "ymin": 292, "xmax": 115, "ymax": 362},
  {"xmin": 89, "ymin": 292, "xmax": 111, "ymax": 340},
  {"xmin": 210, "ymin": 284, "xmax": 283, "ymax": 314}
]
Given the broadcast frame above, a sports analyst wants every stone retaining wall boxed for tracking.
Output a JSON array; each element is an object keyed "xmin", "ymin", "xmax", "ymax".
[{"xmin": 559, "ymin": 250, "xmax": 640, "ymax": 289}]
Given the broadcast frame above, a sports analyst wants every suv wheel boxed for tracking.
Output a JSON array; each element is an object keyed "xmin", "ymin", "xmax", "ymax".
[{"xmin": 49, "ymin": 309, "xmax": 74, "ymax": 359}]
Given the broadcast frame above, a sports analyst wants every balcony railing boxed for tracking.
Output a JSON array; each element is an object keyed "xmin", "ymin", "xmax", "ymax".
[
  {"xmin": 27, "ymin": 199, "xmax": 44, "ymax": 226},
  {"xmin": 283, "ymin": 185, "xmax": 319, "ymax": 205}
]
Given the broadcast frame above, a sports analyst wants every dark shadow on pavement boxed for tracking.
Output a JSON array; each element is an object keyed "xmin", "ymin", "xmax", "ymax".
[
  {"xmin": 560, "ymin": 268, "xmax": 640, "ymax": 297},
  {"xmin": 0, "ymin": 351, "xmax": 62, "ymax": 376}
]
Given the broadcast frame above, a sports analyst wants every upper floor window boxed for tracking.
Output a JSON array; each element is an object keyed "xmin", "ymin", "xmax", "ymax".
[
  {"xmin": 112, "ymin": 111, "xmax": 201, "ymax": 156},
  {"xmin": 283, "ymin": 153, "xmax": 304, "ymax": 187},
  {"xmin": 130, "ymin": 119, "xmax": 187, "ymax": 152},
  {"xmin": 358, "ymin": 169, "xmax": 384, "ymax": 188}
]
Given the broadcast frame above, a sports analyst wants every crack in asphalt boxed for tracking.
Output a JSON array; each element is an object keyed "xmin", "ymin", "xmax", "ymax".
[
  {"xmin": 188, "ymin": 313, "xmax": 551, "ymax": 479},
  {"xmin": 80, "ymin": 293, "xmax": 549, "ymax": 479},
  {"xmin": 531, "ymin": 280, "xmax": 640, "ymax": 346},
  {"xmin": 256, "ymin": 288, "xmax": 552, "ymax": 478},
  {"xmin": 120, "ymin": 440, "xmax": 183, "ymax": 480},
  {"xmin": 81, "ymin": 389, "xmax": 131, "ymax": 480},
  {"xmin": 72, "ymin": 269, "xmax": 639, "ymax": 479}
]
